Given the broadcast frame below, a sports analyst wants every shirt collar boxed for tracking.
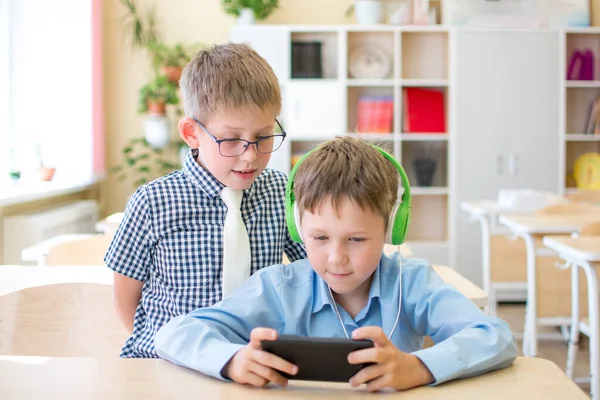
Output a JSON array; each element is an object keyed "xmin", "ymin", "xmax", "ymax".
[
  {"xmin": 312, "ymin": 256, "xmax": 383, "ymax": 314},
  {"xmin": 182, "ymin": 148, "xmax": 257, "ymax": 200}
]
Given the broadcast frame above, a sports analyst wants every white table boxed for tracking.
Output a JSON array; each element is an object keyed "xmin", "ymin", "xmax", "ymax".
[
  {"xmin": 499, "ymin": 214, "xmax": 600, "ymax": 357},
  {"xmin": 0, "ymin": 356, "xmax": 588, "ymax": 399},
  {"xmin": 460, "ymin": 201, "xmax": 530, "ymax": 315},
  {"xmin": 543, "ymin": 236, "xmax": 600, "ymax": 400},
  {"xmin": 21, "ymin": 233, "xmax": 98, "ymax": 266}
]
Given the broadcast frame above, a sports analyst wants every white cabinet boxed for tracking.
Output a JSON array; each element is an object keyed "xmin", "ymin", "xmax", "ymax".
[
  {"xmin": 284, "ymin": 81, "xmax": 344, "ymax": 138},
  {"xmin": 452, "ymin": 30, "xmax": 560, "ymax": 284}
]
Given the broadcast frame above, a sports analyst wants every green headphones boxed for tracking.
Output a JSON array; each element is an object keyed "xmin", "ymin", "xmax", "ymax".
[{"xmin": 285, "ymin": 144, "xmax": 412, "ymax": 245}]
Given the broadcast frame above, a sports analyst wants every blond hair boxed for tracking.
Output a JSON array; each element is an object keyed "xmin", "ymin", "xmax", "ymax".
[
  {"xmin": 294, "ymin": 136, "xmax": 399, "ymax": 229},
  {"xmin": 180, "ymin": 42, "xmax": 281, "ymax": 122}
]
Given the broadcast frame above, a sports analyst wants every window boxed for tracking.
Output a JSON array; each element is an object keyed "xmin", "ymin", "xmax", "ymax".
[{"xmin": 0, "ymin": 0, "xmax": 99, "ymax": 191}]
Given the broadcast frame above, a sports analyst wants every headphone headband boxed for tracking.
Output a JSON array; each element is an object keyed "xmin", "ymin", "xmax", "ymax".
[{"xmin": 285, "ymin": 141, "xmax": 412, "ymax": 245}]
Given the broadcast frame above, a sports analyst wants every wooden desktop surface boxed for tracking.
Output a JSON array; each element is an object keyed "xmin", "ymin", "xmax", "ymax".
[{"xmin": 0, "ymin": 356, "xmax": 587, "ymax": 400}]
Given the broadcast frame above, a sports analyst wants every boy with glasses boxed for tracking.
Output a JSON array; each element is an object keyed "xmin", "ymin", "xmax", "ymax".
[{"xmin": 105, "ymin": 43, "xmax": 307, "ymax": 358}]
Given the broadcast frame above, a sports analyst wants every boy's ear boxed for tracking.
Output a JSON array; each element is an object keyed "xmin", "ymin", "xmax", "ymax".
[{"xmin": 179, "ymin": 117, "xmax": 200, "ymax": 148}]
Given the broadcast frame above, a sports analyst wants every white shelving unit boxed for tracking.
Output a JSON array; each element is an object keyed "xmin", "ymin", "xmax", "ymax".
[
  {"xmin": 231, "ymin": 25, "xmax": 600, "ymax": 279},
  {"xmin": 232, "ymin": 25, "xmax": 451, "ymax": 265},
  {"xmin": 563, "ymin": 28, "xmax": 600, "ymax": 193}
]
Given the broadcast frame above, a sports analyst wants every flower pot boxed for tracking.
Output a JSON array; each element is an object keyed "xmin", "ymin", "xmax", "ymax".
[
  {"xmin": 147, "ymin": 100, "xmax": 166, "ymax": 116},
  {"xmin": 237, "ymin": 8, "xmax": 255, "ymax": 24},
  {"xmin": 354, "ymin": 1, "xmax": 383, "ymax": 25},
  {"xmin": 161, "ymin": 65, "xmax": 183, "ymax": 84},
  {"xmin": 39, "ymin": 166, "xmax": 56, "ymax": 182},
  {"xmin": 143, "ymin": 115, "xmax": 171, "ymax": 149}
]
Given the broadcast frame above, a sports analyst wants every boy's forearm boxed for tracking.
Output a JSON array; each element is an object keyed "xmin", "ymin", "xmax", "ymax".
[{"xmin": 114, "ymin": 301, "xmax": 137, "ymax": 334}]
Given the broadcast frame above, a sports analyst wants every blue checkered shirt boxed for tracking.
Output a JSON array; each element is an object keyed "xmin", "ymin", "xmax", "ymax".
[{"xmin": 105, "ymin": 150, "xmax": 307, "ymax": 358}]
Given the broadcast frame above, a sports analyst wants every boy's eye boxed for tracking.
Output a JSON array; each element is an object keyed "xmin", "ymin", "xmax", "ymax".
[
  {"xmin": 349, "ymin": 237, "xmax": 365, "ymax": 242},
  {"xmin": 312, "ymin": 236, "xmax": 328, "ymax": 241}
]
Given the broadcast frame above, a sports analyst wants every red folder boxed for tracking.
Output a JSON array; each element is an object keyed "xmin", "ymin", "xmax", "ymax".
[{"xmin": 403, "ymin": 88, "xmax": 445, "ymax": 133}]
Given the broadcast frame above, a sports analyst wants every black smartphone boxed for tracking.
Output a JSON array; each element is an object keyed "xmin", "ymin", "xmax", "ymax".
[{"xmin": 261, "ymin": 334, "xmax": 375, "ymax": 382}]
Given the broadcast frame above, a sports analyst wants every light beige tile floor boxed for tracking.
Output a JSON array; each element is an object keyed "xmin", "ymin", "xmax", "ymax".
[{"xmin": 497, "ymin": 303, "xmax": 590, "ymax": 398}]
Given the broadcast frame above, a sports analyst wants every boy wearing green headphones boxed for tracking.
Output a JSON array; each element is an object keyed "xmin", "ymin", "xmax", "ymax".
[{"xmin": 155, "ymin": 136, "xmax": 517, "ymax": 392}]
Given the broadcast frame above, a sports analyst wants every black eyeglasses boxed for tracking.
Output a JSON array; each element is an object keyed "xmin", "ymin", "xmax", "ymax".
[{"xmin": 192, "ymin": 117, "xmax": 287, "ymax": 157}]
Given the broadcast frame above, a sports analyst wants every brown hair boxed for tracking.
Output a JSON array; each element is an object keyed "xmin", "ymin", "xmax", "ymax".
[
  {"xmin": 180, "ymin": 42, "xmax": 281, "ymax": 122},
  {"xmin": 294, "ymin": 136, "xmax": 399, "ymax": 229}
]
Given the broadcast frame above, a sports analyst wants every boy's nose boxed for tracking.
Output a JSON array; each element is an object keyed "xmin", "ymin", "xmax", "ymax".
[
  {"xmin": 239, "ymin": 143, "xmax": 259, "ymax": 162},
  {"xmin": 328, "ymin": 243, "xmax": 348, "ymax": 265}
]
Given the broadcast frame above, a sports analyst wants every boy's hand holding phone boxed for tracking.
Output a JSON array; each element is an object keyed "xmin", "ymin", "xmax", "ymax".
[
  {"xmin": 222, "ymin": 327, "xmax": 298, "ymax": 387},
  {"xmin": 348, "ymin": 327, "xmax": 435, "ymax": 392}
]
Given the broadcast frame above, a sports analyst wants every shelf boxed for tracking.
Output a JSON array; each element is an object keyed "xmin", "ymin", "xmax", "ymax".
[
  {"xmin": 347, "ymin": 79, "xmax": 395, "ymax": 87},
  {"xmin": 347, "ymin": 86, "xmax": 394, "ymax": 134},
  {"xmin": 566, "ymin": 80, "xmax": 600, "ymax": 88},
  {"xmin": 401, "ymin": 31, "xmax": 448, "ymax": 80},
  {"xmin": 347, "ymin": 31, "xmax": 395, "ymax": 80},
  {"xmin": 291, "ymin": 31, "xmax": 338, "ymax": 79},
  {"xmin": 565, "ymin": 33, "xmax": 600, "ymax": 81},
  {"xmin": 566, "ymin": 87, "xmax": 600, "ymax": 134},
  {"xmin": 402, "ymin": 141, "xmax": 447, "ymax": 187},
  {"xmin": 400, "ymin": 133, "xmax": 448, "ymax": 141},
  {"xmin": 346, "ymin": 133, "xmax": 394, "ymax": 141},
  {"xmin": 411, "ymin": 187, "xmax": 448, "ymax": 195},
  {"xmin": 566, "ymin": 134, "xmax": 600, "ymax": 141},
  {"xmin": 405, "ymin": 194, "xmax": 448, "ymax": 242},
  {"xmin": 401, "ymin": 79, "xmax": 448, "ymax": 87}
]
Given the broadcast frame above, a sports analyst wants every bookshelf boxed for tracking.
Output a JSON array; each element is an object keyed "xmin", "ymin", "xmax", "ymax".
[
  {"xmin": 231, "ymin": 25, "xmax": 600, "ymax": 276},
  {"xmin": 231, "ymin": 25, "xmax": 451, "ymax": 264},
  {"xmin": 563, "ymin": 28, "xmax": 600, "ymax": 191}
]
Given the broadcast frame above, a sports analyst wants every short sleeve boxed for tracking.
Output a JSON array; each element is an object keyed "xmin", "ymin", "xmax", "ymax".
[{"xmin": 104, "ymin": 186, "xmax": 154, "ymax": 281}]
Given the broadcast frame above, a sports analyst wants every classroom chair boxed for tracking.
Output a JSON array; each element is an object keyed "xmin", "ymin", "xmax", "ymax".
[
  {"xmin": 566, "ymin": 190, "xmax": 600, "ymax": 205},
  {"xmin": 0, "ymin": 282, "xmax": 128, "ymax": 357},
  {"xmin": 45, "ymin": 235, "xmax": 113, "ymax": 266}
]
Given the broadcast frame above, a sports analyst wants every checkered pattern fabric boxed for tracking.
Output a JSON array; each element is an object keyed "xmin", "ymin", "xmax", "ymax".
[{"xmin": 105, "ymin": 150, "xmax": 306, "ymax": 358}]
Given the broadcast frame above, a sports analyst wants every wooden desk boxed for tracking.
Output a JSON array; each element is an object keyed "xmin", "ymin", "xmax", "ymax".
[
  {"xmin": 0, "ymin": 356, "xmax": 587, "ymax": 399},
  {"xmin": 433, "ymin": 265, "xmax": 488, "ymax": 309},
  {"xmin": 0, "ymin": 264, "xmax": 484, "ymax": 307},
  {"xmin": 20, "ymin": 233, "xmax": 98, "ymax": 266},
  {"xmin": 499, "ymin": 214, "xmax": 600, "ymax": 357},
  {"xmin": 543, "ymin": 236, "xmax": 600, "ymax": 400},
  {"xmin": 461, "ymin": 201, "xmax": 530, "ymax": 315}
]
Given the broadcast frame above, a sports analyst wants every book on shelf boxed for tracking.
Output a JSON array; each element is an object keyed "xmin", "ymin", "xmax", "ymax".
[
  {"xmin": 356, "ymin": 95, "xmax": 393, "ymax": 134},
  {"xmin": 584, "ymin": 94, "xmax": 600, "ymax": 135},
  {"xmin": 403, "ymin": 88, "xmax": 445, "ymax": 133}
]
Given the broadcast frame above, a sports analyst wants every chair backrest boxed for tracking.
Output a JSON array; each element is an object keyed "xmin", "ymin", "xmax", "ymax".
[
  {"xmin": 580, "ymin": 221, "xmax": 600, "ymax": 236},
  {"xmin": 536, "ymin": 201, "xmax": 600, "ymax": 215},
  {"xmin": 566, "ymin": 190, "xmax": 600, "ymax": 205},
  {"xmin": 0, "ymin": 282, "xmax": 128, "ymax": 357},
  {"xmin": 45, "ymin": 235, "xmax": 113, "ymax": 266}
]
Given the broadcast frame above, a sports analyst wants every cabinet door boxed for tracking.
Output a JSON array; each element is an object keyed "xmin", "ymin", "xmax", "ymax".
[
  {"xmin": 284, "ymin": 81, "xmax": 344, "ymax": 137},
  {"xmin": 452, "ymin": 30, "xmax": 560, "ymax": 284}
]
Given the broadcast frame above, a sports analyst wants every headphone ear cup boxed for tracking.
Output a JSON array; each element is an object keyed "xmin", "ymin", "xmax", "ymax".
[
  {"xmin": 386, "ymin": 201, "xmax": 411, "ymax": 245},
  {"xmin": 286, "ymin": 194, "xmax": 303, "ymax": 243},
  {"xmin": 293, "ymin": 202, "xmax": 304, "ymax": 243}
]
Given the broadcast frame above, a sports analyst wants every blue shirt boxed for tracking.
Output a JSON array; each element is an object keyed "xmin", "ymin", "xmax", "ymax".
[
  {"xmin": 155, "ymin": 253, "xmax": 517, "ymax": 385},
  {"xmin": 105, "ymin": 150, "xmax": 307, "ymax": 358}
]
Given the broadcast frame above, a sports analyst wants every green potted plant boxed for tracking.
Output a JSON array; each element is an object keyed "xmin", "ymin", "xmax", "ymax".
[
  {"xmin": 221, "ymin": 0, "xmax": 279, "ymax": 24},
  {"xmin": 138, "ymin": 74, "xmax": 179, "ymax": 115},
  {"xmin": 111, "ymin": 137, "xmax": 183, "ymax": 189},
  {"xmin": 148, "ymin": 41, "xmax": 204, "ymax": 83}
]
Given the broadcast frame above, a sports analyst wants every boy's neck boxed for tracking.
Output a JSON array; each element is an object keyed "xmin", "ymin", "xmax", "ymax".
[{"xmin": 332, "ymin": 275, "xmax": 374, "ymax": 319}]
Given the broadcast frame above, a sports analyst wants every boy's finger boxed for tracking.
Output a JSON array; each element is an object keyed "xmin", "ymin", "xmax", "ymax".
[
  {"xmin": 250, "ymin": 361, "xmax": 289, "ymax": 387},
  {"xmin": 254, "ymin": 349, "xmax": 299, "ymax": 376},
  {"xmin": 349, "ymin": 363, "xmax": 385, "ymax": 388},
  {"xmin": 242, "ymin": 370, "xmax": 270, "ymax": 387},
  {"xmin": 249, "ymin": 327, "xmax": 278, "ymax": 349},
  {"xmin": 347, "ymin": 347, "xmax": 382, "ymax": 364},
  {"xmin": 351, "ymin": 326, "xmax": 387, "ymax": 346}
]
